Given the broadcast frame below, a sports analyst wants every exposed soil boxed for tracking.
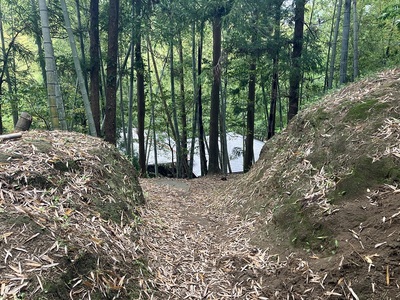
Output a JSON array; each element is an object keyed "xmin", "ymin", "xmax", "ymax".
[
  {"xmin": 138, "ymin": 70, "xmax": 400, "ymax": 300},
  {"xmin": 0, "ymin": 131, "xmax": 145, "ymax": 299},
  {"xmin": 1, "ymin": 70, "xmax": 399, "ymax": 300},
  {"xmin": 141, "ymin": 175, "xmax": 400, "ymax": 299},
  {"xmin": 139, "ymin": 175, "xmax": 287, "ymax": 299},
  {"xmin": 138, "ymin": 175, "xmax": 400, "ymax": 299}
]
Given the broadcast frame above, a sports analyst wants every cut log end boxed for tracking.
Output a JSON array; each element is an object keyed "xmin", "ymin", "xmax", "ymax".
[{"xmin": 14, "ymin": 112, "xmax": 32, "ymax": 132}]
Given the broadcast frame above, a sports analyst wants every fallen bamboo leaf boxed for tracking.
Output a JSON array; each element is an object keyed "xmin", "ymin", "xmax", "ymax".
[
  {"xmin": 1, "ymin": 232, "xmax": 13, "ymax": 243},
  {"xmin": 364, "ymin": 256, "xmax": 373, "ymax": 264},
  {"xmin": 324, "ymin": 291, "xmax": 343, "ymax": 296},
  {"xmin": 36, "ymin": 275, "xmax": 43, "ymax": 291},
  {"xmin": 42, "ymin": 263, "xmax": 59, "ymax": 269},
  {"xmin": 374, "ymin": 242, "xmax": 387, "ymax": 248},
  {"xmin": 23, "ymin": 232, "xmax": 40, "ymax": 244},
  {"xmin": 386, "ymin": 265, "xmax": 390, "ymax": 286}
]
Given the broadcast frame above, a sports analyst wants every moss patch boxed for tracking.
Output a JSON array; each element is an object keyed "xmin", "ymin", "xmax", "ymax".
[
  {"xmin": 309, "ymin": 107, "xmax": 330, "ymax": 128},
  {"xmin": 273, "ymin": 198, "xmax": 334, "ymax": 252},
  {"xmin": 344, "ymin": 99, "xmax": 390, "ymax": 122},
  {"xmin": 24, "ymin": 139, "xmax": 53, "ymax": 153},
  {"xmin": 41, "ymin": 252, "xmax": 97, "ymax": 299},
  {"xmin": 334, "ymin": 156, "xmax": 400, "ymax": 201},
  {"xmin": 51, "ymin": 159, "xmax": 80, "ymax": 172}
]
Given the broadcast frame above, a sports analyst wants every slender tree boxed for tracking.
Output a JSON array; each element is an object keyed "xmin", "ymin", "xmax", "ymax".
[
  {"xmin": 197, "ymin": 22, "xmax": 207, "ymax": 176},
  {"xmin": 75, "ymin": 0, "xmax": 89, "ymax": 93},
  {"xmin": 339, "ymin": 0, "xmax": 351, "ymax": 85},
  {"xmin": 267, "ymin": 1, "xmax": 283, "ymax": 140},
  {"xmin": 127, "ymin": 3, "xmax": 135, "ymax": 158},
  {"xmin": 89, "ymin": 0, "xmax": 101, "ymax": 135},
  {"xmin": 148, "ymin": 38, "xmax": 175, "ymax": 140},
  {"xmin": 170, "ymin": 40, "xmax": 182, "ymax": 177},
  {"xmin": 38, "ymin": 0, "xmax": 67, "ymax": 130},
  {"xmin": 353, "ymin": 0, "xmax": 359, "ymax": 80},
  {"xmin": 60, "ymin": 0, "xmax": 97, "ymax": 136},
  {"xmin": 208, "ymin": 9, "xmax": 223, "ymax": 174},
  {"xmin": 244, "ymin": 7, "xmax": 260, "ymax": 172},
  {"xmin": 328, "ymin": 0, "xmax": 342, "ymax": 89},
  {"xmin": 135, "ymin": 0, "xmax": 146, "ymax": 175},
  {"xmin": 324, "ymin": 0, "xmax": 338, "ymax": 91},
  {"xmin": 243, "ymin": 60, "xmax": 256, "ymax": 172},
  {"xmin": 178, "ymin": 33, "xmax": 189, "ymax": 177},
  {"xmin": 220, "ymin": 60, "xmax": 229, "ymax": 175},
  {"xmin": 189, "ymin": 22, "xmax": 197, "ymax": 178},
  {"xmin": 30, "ymin": 0, "xmax": 46, "ymax": 87},
  {"xmin": 0, "ymin": 5, "xmax": 17, "ymax": 126},
  {"xmin": 288, "ymin": 0, "xmax": 306, "ymax": 122},
  {"xmin": 104, "ymin": 0, "xmax": 119, "ymax": 144}
]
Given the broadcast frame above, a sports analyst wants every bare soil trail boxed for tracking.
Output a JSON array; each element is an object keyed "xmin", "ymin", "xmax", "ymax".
[
  {"xmin": 138, "ymin": 174, "xmax": 400, "ymax": 300},
  {"xmin": 138, "ymin": 176, "xmax": 288, "ymax": 299}
]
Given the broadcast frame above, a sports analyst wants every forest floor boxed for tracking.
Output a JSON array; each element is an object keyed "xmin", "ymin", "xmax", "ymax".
[
  {"xmin": 138, "ymin": 175, "xmax": 273, "ymax": 299},
  {"xmin": 138, "ymin": 174, "xmax": 400, "ymax": 300}
]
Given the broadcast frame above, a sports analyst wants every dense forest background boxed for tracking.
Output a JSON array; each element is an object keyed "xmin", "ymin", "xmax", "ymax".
[{"xmin": 0, "ymin": 0, "xmax": 399, "ymax": 176}]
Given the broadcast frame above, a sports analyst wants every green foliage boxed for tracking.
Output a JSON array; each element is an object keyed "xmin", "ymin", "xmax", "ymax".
[
  {"xmin": 0, "ymin": 0, "xmax": 399, "ymax": 154},
  {"xmin": 380, "ymin": 4, "xmax": 400, "ymax": 30}
]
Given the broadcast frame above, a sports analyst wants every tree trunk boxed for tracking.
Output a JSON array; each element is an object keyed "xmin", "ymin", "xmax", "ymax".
[
  {"xmin": 244, "ymin": 60, "xmax": 256, "ymax": 172},
  {"xmin": 147, "ymin": 37, "xmax": 176, "ymax": 140},
  {"xmin": 75, "ymin": 0, "xmax": 89, "ymax": 93},
  {"xmin": 146, "ymin": 43, "xmax": 158, "ymax": 176},
  {"xmin": 267, "ymin": 0, "xmax": 283, "ymax": 139},
  {"xmin": 89, "ymin": 0, "xmax": 101, "ymax": 135},
  {"xmin": 14, "ymin": 112, "xmax": 32, "ymax": 132},
  {"xmin": 220, "ymin": 62, "xmax": 229, "ymax": 175},
  {"xmin": 288, "ymin": 0, "xmax": 306, "ymax": 122},
  {"xmin": 104, "ymin": 0, "xmax": 119, "ymax": 144},
  {"xmin": 198, "ymin": 22, "xmax": 207, "ymax": 176},
  {"xmin": 268, "ymin": 58, "xmax": 279, "ymax": 139},
  {"xmin": 127, "ymin": 5, "xmax": 135, "ymax": 158},
  {"xmin": 38, "ymin": 0, "xmax": 67, "ymax": 130},
  {"xmin": 170, "ymin": 40, "xmax": 182, "ymax": 178},
  {"xmin": 208, "ymin": 14, "xmax": 222, "ymax": 174},
  {"xmin": 135, "ymin": 0, "xmax": 146, "ymax": 175},
  {"xmin": 324, "ymin": 0, "xmax": 338, "ymax": 91},
  {"xmin": 352, "ymin": 0, "xmax": 359, "ymax": 81},
  {"xmin": 189, "ymin": 22, "xmax": 197, "ymax": 178},
  {"xmin": 30, "ymin": 0, "xmax": 47, "ymax": 87},
  {"xmin": 328, "ymin": 0, "xmax": 342, "ymax": 89},
  {"xmin": 0, "ymin": 7, "xmax": 17, "ymax": 126},
  {"xmin": 339, "ymin": 0, "xmax": 351, "ymax": 85},
  {"xmin": 118, "ymin": 57, "xmax": 127, "ymax": 149},
  {"xmin": 60, "ymin": 0, "xmax": 97, "ymax": 136},
  {"xmin": 261, "ymin": 75, "xmax": 269, "ymax": 139},
  {"xmin": 178, "ymin": 33, "xmax": 189, "ymax": 177}
]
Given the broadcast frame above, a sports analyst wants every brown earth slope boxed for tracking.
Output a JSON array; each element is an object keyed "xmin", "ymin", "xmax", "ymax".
[
  {"xmin": 0, "ymin": 131, "xmax": 144, "ymax": 299},
  {"xmin": 222, "ymin": 69, "xmax": 400, "ymax": 299},
  {"xmin": 138, "ymin": 69, "xmax": 400, "ymax": 300},
  {"xmin": 1, "ymin": 69, "xmax": 399, "ymax": 300}
]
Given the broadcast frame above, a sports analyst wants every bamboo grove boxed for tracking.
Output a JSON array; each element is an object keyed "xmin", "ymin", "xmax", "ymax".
[{"xmin": 0, "ymin": 0, "xmax": 399, "ymax": 177}]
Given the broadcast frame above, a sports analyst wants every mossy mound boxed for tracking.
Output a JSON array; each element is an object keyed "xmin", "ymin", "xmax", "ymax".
[
  {"xmin": 226, "ymin": 69, "xmax": 400, "ymax": 253},
  {"xmin": 0, "ymin": 130, "xmax": 145, "ymax": 299}
]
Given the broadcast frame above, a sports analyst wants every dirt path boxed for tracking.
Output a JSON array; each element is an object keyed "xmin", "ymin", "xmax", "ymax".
[
  {"xmin": 136, "ymin": 176, "xmax": 400, "ymax": 300},
  {"xmin": 137, "ymin": 176, "xmax": 287, "ymax": 299}
]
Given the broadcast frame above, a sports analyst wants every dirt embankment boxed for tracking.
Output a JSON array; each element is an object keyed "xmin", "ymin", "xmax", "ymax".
[
  {"xmin": 222, "ymin": 69, "xmax": 400, "ymax": 299},
  {"xmin": 1, "ymin": 69, "xmax": 399, "ymax": 300},
  {"xmin": 0, "ymin": 131, "xmax": 144, "ymax": 299}
]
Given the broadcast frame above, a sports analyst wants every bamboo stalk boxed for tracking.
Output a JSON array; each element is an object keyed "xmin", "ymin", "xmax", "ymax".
[{"xmin": 0, "ymin": 132, "xmax": 22, "ymax": 141}]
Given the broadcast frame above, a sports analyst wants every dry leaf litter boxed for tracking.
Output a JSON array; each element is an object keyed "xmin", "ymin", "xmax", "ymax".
[
  {"xmin": 1, "ymin": 69, "xmax": 400, "ymax": 300},
  {"xmin": 0, "ymin": 130, "xmax": 144, "ymax": 299}
]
